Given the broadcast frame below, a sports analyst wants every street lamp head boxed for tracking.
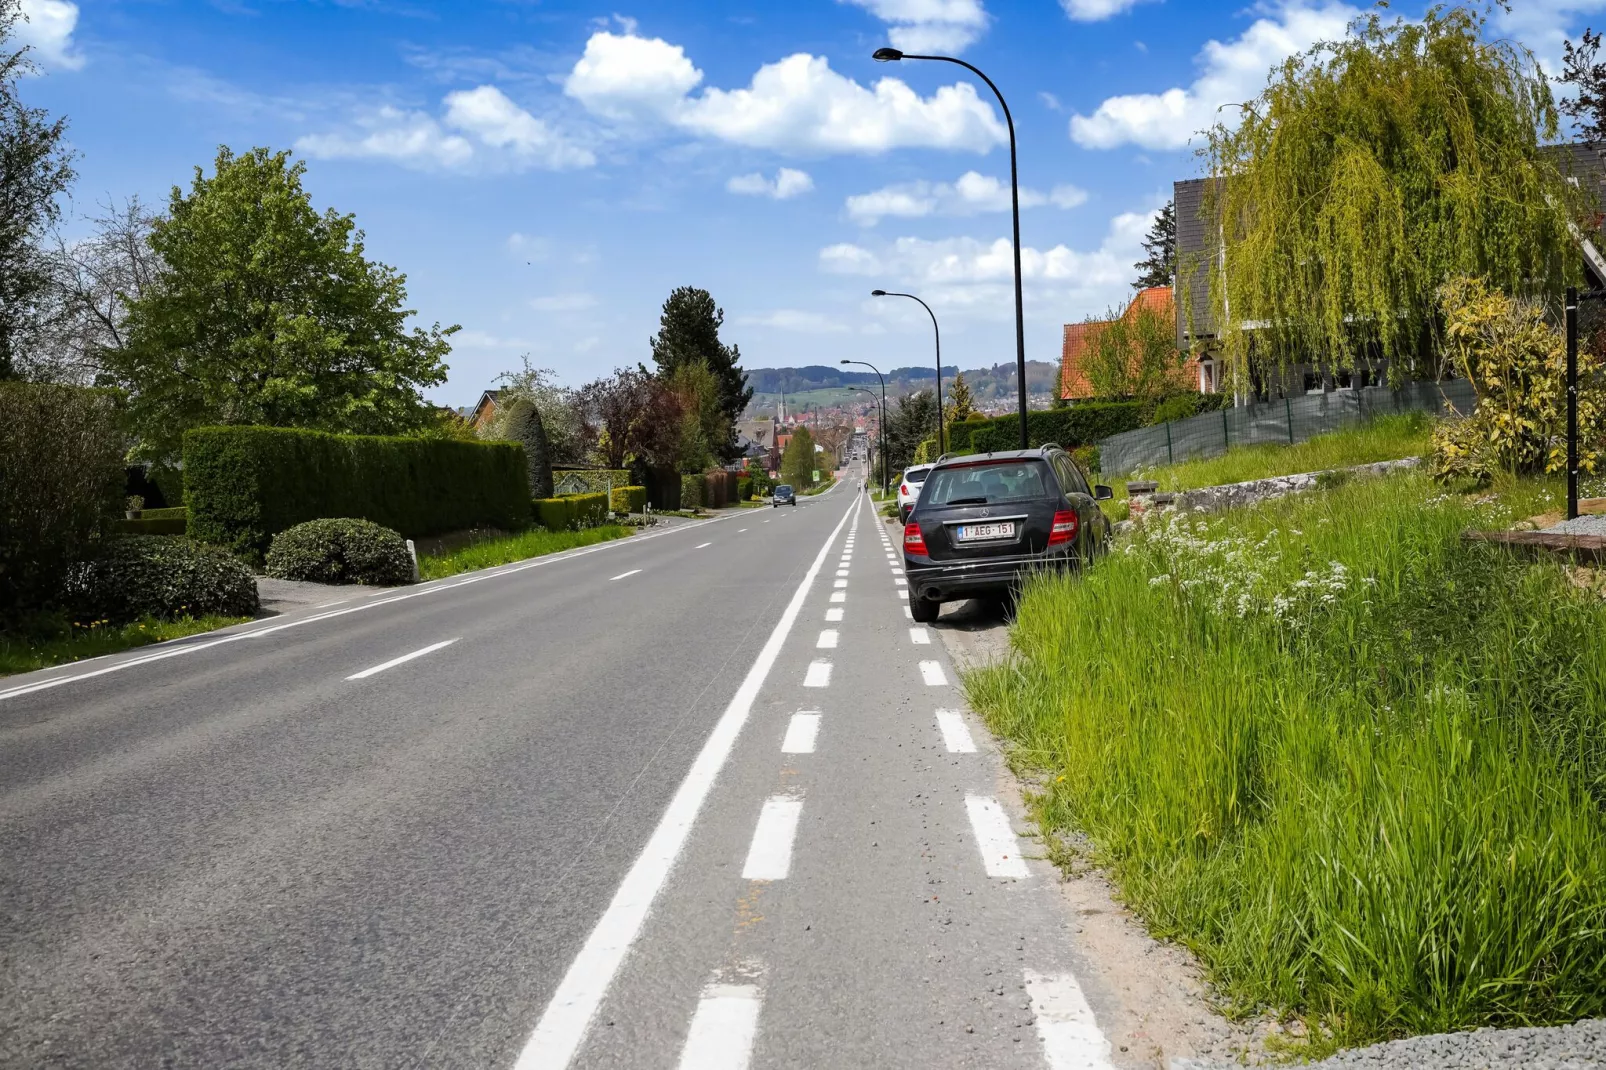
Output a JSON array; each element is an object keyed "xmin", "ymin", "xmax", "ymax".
[
  {"xmin": 839, "ymin": 359, "xmax": 851, "ymax": 364},
  {"xmin": 870, "ymin": 289, "xmax": 887, "ymax": 297},
  {"xmin": 872, "ymin": 47, "xmax": 903, "ymax": 62}
]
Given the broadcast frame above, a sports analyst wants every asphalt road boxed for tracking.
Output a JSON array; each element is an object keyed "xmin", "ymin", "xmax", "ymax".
[{"xmin": 1, "ymin": 475, "xmax": 1123, "ymax": 1069}]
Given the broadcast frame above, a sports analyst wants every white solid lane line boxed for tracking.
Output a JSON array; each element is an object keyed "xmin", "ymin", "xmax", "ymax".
[
  {"xmin": 742, "ymin": 795, "xmax": 804, "ymax": 880},
  {"xmin": 816, "ymin": 630, "xmax": 838, "ymax": 649},
  {"xmin": 677, "ymin": 982, "xmax": 763, "ymax": 1070},
  {"xmin": 1024, "ymin": 970, "xmax": 1117, "ymax": 1070},
  {"xmin": 513, "ymin": 497, "xmax": 857, "ymax": 1070},
  {"xmin": 936, "ymin": 710, "xmax": 977, "ymax": 753},
  {"xmin": 696, "ymin": 543, "xmax": 712, "ymax": 549},
  {"xmin": 965, "ymin": 795, "xmax": 1030, "ymax": 879},
  {"xmin": 803, "ymin": 660, "xmax": 832, "ymax": 687},
  {"xmin": 920, "ymin": 661, "xmax": 948, "ymax": 687},
  {"xmin": 825, "ymin": 608, "xmax": 844, "ymax": 622},
  {"xmin": 610, "ymin": 570, "xmax": 643, "ymax": 581},
  {"xmin": 909, "ymin": 627, "xmax": 931, "ymax": 645},
  {"xmin": 781, "ymin": 712, "xmax": 821, "ymax": 754},
  {"xmin": 315, "ymin": 599, "xmax": 350, "ymax": 609},
  {"xmin": 346, "ymin": 639, "xmax": 458, "ymax": 681}
]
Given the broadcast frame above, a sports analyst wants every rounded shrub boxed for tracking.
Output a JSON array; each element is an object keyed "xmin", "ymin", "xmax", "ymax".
[
  {"xmin": 64, "ymin": 535, "xmax": 259, "ymax": 623},
  {"xmin": 265, "ymin": 518, "xmax": 414, "ymax": 586}
]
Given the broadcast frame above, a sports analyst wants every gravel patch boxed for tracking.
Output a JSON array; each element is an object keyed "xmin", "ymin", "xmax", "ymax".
[
  {"xmin": 1545, "ymin": 515, "xmax": 1606, "ymax": 537},
  {"xmin": 1290, "ymin": 1018, "xmax": 1606, "ymax": 1070}
]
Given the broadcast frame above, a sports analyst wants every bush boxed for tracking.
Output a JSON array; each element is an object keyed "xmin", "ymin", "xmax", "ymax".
[
  {"xmin": 1070, "ymin": 444, "xmax": 1101, "ymax": 475},
  {"xmin": 960, "ymin": 401, "xmax": 1143, "ymax": 453},
  {"xmin": 610, "ymin": 485, "xmax": 647, "ymax": 514},
  {"xmin": 736, "ymin": 477, "xmax": 751, "ymax": 502},
  {"xmin": 63, "ymin": 536, "xmax": 259, "ymax": 623},
  {"xmin": 183, "ymin": 426, "xmax": 528, "ymax": 561},
  {"xmin": 534, "ymin": 497, "xmax": 573, "ymax": 532},
  {"xmin": 0, "ymin": 383, "xmax": 127, "ymax": 622},
  {"xmin": 503, "ymin": 397, "xmax": 554, "ymax": 500},
  {"xmin": 265, "ymin": 518, "xmax": 413, "ymax": 586},
  {"xmin": 680, "ymin": 474, "xmax": 704, "ymax": 509},
  {"xmin": 114, "ymin": 516, "xmax": 188, "ymax": 536},
  {"xmin": 568, "ymin": 492, "xmax": 608, "ymax": 527},
  {"xmin": 561, "ymin": 469, "xmax": 633, "ymax": 496}
]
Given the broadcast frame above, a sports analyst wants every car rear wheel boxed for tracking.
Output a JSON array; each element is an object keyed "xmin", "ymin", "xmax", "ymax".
[{"xmin": 909, "ymin": 591, "xmax": 939, "ymax": 624}]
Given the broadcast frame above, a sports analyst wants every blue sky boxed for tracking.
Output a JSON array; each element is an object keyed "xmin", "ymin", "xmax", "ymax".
[{"xmin": 16, "ymin": 0, "xmax": 1603, "ymax": 407}]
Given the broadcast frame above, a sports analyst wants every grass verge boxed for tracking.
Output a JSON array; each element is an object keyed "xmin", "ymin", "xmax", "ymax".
[
  {"xmin": 1104, "ymin": 412, "xmax": 1433, "ymax": 494},
  {"xmin": 802, "ymin": 476, "xmax": 838, "ymax": 495},
  {"xmin": 0, "ymin": 614, "xmax": 251, "ymax": 677},
  {"xmin": 966, "ymin": 471, "xmax": 1606, "ymax": 1047},
  {"xmin": 417, "ymin": 524, "xmax": 629, "ymax": 580}
]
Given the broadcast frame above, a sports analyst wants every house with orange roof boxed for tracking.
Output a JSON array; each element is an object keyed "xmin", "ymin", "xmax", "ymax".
[{"xmin": 1060, "ymin": 286, "xmax": 1210, "ymax": 401}]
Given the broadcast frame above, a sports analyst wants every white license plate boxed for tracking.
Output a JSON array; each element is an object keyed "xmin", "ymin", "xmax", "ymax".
[{"xmin": 956, "ymin": 522, "xmax": 1015, "ymax": 542}]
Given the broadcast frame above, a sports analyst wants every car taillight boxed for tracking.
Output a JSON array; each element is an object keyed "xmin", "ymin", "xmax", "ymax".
[
  {"xmin": 903, "ymin": 521, "xmax": 928, "ymax": 556},
  {"xmin": 901, "ymin": 483, "xmax": 910, "ymax": 496},
  {"xmin": 1048, "ymin": 510, "xmax": 1078, "ymax": 547}
]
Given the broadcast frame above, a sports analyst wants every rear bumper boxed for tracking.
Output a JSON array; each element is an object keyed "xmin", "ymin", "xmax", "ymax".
[{"xmin": 904, "ymin": 553, "xmax": 1078, "ymax": 602}]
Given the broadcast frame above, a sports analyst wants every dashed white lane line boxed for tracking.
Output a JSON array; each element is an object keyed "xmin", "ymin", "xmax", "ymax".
[
  {"xmin": 1024, "ymin": 970, "xmax": 1117, "ymax": 1069},
  {"xmin": 903, "ymin": 607, "xmax": 913, "ymax": 619},
  {"xmin": 833, "ymin": 579, "xmax": 848, "ymax": 589},
  {"xmin": 696, "ymin": 542, "xmax": 712, "ymax": 549},
  {"xmin": 894, "ymin": 578, "xmax": 907, "ymax": 587},
  {"xmin": 830, "ymin": 592, "xmax": 846, "ymax": 603},
  {"xmin": 743, "ymin": 795, "xmax": 804, "ymax": 880},
  {"xmin": 909, "ymin": 627, "xmax": 931, "ymax": 645},
  {"xmin": 965, "ymin": 795, "xmax": 1030, "ymax": 879},
  {"xmin": 825, "ymin": 608, "xmax": 844, "ymax": 622},
  {"xmin": 677, "ymin": 982, "xmax": 763, "ymax": 1070},
  {"xmin": 609, "ymin": 569, "xmax": 642, "ymax": 581},
  {"xmin": 781, "ymin": 712, "xmax": 821, "ymax": 754},
  {"xmin": 936, "ymin": 710, "xmax": 977, "ymax": 753},
  {"xmin": 835, "ymin": 570, "xmax": 849, "ymax": 578},
  {"xmin": 892, "ymin": 567, "xmax": 904, "ymax": 575},
  {"xmin": 513, "ymin": 498, "xmax": 857, "ymax": 1069},
  {"xmin": 738, "ymin": 528, "xmax": 748, "ymax": 533},
  {"xmin": 803, "ymin": 660, "xmax": 832, "ymax": 687},
  {"xmin": 816, "ymin": 630, "xmax": 838, "ymax": 649},
  {"xmin": 346, "ymin": 639, "xmax": 458, "ymax": 681},
  {"xmin": 919, "ymin": 661, "xmax": 948, "ymax": 686}
]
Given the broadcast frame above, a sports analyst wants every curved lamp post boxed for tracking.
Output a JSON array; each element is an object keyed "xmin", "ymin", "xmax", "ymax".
[
  {"xmin": 840, "ymin": 359, "xmax": 888, "ymax": 495},
  {"xmin": 843, "ymin": 386, "xmax": 883, "ymax": 487},
  {"xmin": 871, "ymin": 289, "xmax": 943, "ymax": 456},
  {"xmin": 874, "ymin": 46, "xmax": 1028, "ymax": 449}
]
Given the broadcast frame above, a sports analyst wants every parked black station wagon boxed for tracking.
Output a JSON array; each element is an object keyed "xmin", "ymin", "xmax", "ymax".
[{"xmin": 900, "ymin": 444, "xmax": 1113, "ymax": 623}]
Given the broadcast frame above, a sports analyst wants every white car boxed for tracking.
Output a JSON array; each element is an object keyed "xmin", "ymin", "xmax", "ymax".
[{"xmin": 896, "ymin": 463, "xmax": 935, "ymax": 523}]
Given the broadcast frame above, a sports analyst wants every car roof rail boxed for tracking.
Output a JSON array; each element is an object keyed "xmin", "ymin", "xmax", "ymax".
[{"xmin": 1038, "ymin": 442, "xmax": 1063, "ymax": 452}]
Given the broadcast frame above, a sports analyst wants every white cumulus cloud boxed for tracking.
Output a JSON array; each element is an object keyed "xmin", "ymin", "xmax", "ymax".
[
  {"xmin": 728, "ymin": 167, "xmax": 815, "ymax": 199},
  {"xmin": 736, "ymin": 309, "xmax": 851, "ymax": 333},
  {"xmin": 563, "ymin": 30, "xmax": 1007, "ymax": 154},
  {"xmin": 1069, "ymin": 1, "xmax": 1358, "ymax": 150},
  {"xmin": 845, "ymin": 171, "xmax": 1087, "ymax": 224},
  {"xmin": 18, "ymin": 0, "xmax": 84, "ymax": 71},
  {"xmin": 1059, "ymin": 0, "xmax": 1152, "ymax": 21},
  {"xmin": 296, "ymin": 87, "xmax": 594, "ymax": 172},
  {"xmin": 841, "ymin": 0, "xmax": 989, "ymax": 54}
]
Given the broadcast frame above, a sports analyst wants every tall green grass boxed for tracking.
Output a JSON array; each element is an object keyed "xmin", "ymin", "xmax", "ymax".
[
  {"xmin": 417, "ymin": 525, "xmax": 628, "ymax": 580},
  {"xmin": 967, "ymin": 472, "xmax": 1606, "ymax": 1044},
  {"xmin": 1108, "ymin": 412, "xmax": 1434, "ymax": 494}
]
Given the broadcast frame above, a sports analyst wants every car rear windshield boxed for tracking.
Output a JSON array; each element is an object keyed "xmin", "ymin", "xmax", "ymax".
[
  {"xmin": 905, "ymin": 469, "xmax": 930, "ymax": 484},
  {"xmin": 920, "ymin": 460, "xmax": 1052, "ymax": 507}
]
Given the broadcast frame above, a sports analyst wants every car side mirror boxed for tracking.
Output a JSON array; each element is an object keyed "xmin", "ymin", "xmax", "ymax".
[{"xmin": 1093, "ymin": 485, "xmax": 1114, "ymax": 501}]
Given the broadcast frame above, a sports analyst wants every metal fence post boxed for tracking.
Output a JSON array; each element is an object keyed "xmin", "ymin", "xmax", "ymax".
[
  {"xmin": 1285, "ymin": 397, "xmax": 1294, "ymax": 444},
  {"xmin": 1222, "ymin": 407, "xmax": 1231, "ymax": 451},
  {"xmin": 1567, "ymin": 286, "xmax": 1579, "ymax": 522},
  {"xmin": 1165, "ymin": 420, "xmax": 1174, "ymax": 464}
]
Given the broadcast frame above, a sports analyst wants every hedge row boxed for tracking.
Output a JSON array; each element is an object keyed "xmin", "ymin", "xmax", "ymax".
[
  {"xmin": 534, "ymin": 492, "xmax": 608, "ymax": 532},
  {"xmin": 957, "ymin": 402, "xmax": 1143, "ymax": 454},
  {"xmin": 114, "ymin": 516, "xmax": 187, "ymax": 536},
  {"xmin": 183, "ymin": 426, "xmax": 529, "ymax": 560},
  {"xmin": 737, "ymin": 477, "xmax": 751, "ymax": 502},
  {"xmin": 680, "ymin": 474, "xmax": 703, "ymax": 510},
  {"xmin": 610, "ymin": 486, "xmax": 647, "ymax": 514},
  {"xmin": 553, "ymin": 468, "xmax": 632, "ymax": 495}
]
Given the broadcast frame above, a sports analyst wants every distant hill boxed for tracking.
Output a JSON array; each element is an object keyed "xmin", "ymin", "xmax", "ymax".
[{"xmin": 742, "ymin": 361, "xmax": 1059, "ymax": 416}]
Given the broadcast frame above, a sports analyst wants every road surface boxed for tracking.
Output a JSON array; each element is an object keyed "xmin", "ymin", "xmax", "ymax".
[{"xmin": 1, "ymin": 480, "xmax": 1122, "ymax": 1069}]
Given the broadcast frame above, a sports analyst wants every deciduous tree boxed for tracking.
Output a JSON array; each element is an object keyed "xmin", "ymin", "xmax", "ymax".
[
  {"xmin": 781, "ymin": 425, "xmax": 816, "ymax": 488},
  {"xmin": 109, "ymin": 147, "xmax": 454, "ymax": 463}
]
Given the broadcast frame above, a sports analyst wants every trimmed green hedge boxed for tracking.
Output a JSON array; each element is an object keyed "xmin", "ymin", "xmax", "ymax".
[
  {"xmin": 142, "ymin": 506, "xmax": 188, "ymax": 521},
  {"xmin": 266, "ymin": 518, "xmax": 413, "ymax": 586},
  {"xmin": 553, "ymin": 469, "xmax": 631, "ymax": 495},
  {"xmin": 680, "ymin": 474, "xmax": 703, "ymax": 510},
  {"xmin": 959, "ymin": 402, "xmax": 1143, "ymax": 454},
  {"xmin": 611, "ymin": 485, "xmax": 647, "ymax": 514},
  {"xmin": 183, "ymin": 426, "xmax": 529, "ymax": 560},
  {"xmin": 534, "ymin": 492, "xmax": 609, "ymax": 532},
  {"xmin": 114, "ymin": 516, "xmax": 187, "ymax": 536},
  {"xmin": 737, "ymin": 477, "xmax": 752, "ymax": 502}
]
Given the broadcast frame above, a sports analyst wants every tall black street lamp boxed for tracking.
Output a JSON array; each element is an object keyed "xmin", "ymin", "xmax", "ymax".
[
  {"xmin": 874, "ymin": 46, "xmax": 1028, "ymax": 449},
  {"xmin": 841, "ymin": 359, "xmax": 888, "ymax": 495},
  {"xmin": 871, "ymin": 289, "xmax": 943, "ymax": 455}
]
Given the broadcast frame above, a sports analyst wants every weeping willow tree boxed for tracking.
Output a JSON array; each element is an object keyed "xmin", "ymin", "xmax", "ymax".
[{"xmin": 1199, "ymin": 5, "xmax": 1581, "ymax": 393}]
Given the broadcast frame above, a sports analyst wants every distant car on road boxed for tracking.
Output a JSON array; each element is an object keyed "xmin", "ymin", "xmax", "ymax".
[
  {"xmin": 772, "ymin": 484, "xmax": 796, "ymax": 507},
  {"xmin": 896, "ymin": 463, "xmax": 934, "ymax": 523},
  {"xmin": 901, "ymin": 445, "xmax": 1113, "ymax": 623}
]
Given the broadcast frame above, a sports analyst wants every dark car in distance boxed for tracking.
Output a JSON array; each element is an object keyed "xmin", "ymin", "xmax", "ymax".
[
  {"xmin": 901, "ymin": 445, "xmax": 1113, "ymax": 623},
  {"xmin": 772, "ymin": 484, "xmax": 796, "ymax": 507}
]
